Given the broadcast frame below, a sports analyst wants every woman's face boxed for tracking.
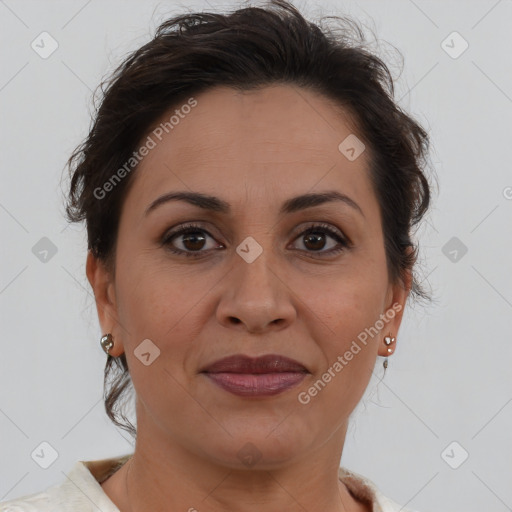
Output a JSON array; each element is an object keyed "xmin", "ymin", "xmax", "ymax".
[{"xmin": 89, "ymin": 84, "xmax": 409, "ymax": 468}]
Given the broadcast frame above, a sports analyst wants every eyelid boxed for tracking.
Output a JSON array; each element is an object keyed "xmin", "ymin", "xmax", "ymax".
[
  {"xmin": 161, "ymin": 222, "xmax": 223, "ymax": 246},
  {"xmin": 289, "ymin": 221, "xmax": 349, "ymax": 243},
  {"xmin": 162, "ymin": 219, "xmax": 229, "ymax": 241}
]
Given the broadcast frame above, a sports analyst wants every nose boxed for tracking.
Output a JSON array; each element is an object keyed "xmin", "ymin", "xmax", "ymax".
[{"xmin": 215, "ymin": 245, "xmax": 296, "ymax": 334}]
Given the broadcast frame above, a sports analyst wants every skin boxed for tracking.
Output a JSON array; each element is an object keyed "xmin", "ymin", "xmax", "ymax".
[{"xmin": 87, "ymin": 84, "xmax": 411, "ymax": 512}]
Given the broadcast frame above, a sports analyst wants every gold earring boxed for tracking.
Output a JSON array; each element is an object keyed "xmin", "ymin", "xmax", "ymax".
[{"xmin": 100, "ymin": 333, "xmax": 114, "ymax": 355}]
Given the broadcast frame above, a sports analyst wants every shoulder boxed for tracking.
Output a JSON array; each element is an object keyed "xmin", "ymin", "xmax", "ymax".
[
  {"xmin": 0, "ymin": 490, "xmax": 51, "ymax": 511},
  {"xmin": 0, "ymin": 456, "xmax": 130, "ymax": 512},
  {"xmin": 339, "ymin": 466, "xmax": 423, "ymax": 512}
]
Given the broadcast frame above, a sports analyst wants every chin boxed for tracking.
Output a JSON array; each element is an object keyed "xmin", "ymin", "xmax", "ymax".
[{"xmin": 202, "ymin": 429, "xmax": 309, "ymax": 471}]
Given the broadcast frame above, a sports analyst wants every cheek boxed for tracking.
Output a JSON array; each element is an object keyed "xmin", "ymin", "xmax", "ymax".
[
  {"xmin": 329, "ymin": 284, "xmax": 385, "ymax": 337},
  {"xmin": 116, "ymin": 236, "xmax": 179, "ymax": 313},
  {"xmin": 297, "ymin": 285, "xmax": 383, "ymax": 427},
  {"xmin": 300, "ymin": 256, "xmax": 388, "ymax": 402},
  {"xmin": 114, "ymin": 257, "xmax": 204, "ymax": 372},
  {"xmin": 305, "ymin": 257, "xmax": 387, "ymax": 336},
  {"xmin": 114, "ymin": 265, "xmax": 197, "ymax": 415}
]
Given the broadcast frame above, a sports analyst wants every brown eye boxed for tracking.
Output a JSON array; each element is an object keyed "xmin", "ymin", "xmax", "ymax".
[
  {"xmin": 179, "ymin": 231, "xmax": 207, "ymax": 251},
  {"xmin": 302, "ymin": 232, "xmax": 328, "ymax": 251},
  {"xmin": 291, "ymin": 223, "xmax": 349, "ymax": 256},
  {"xmin": 162, "ymin": 223, "xmax": 222, "ymax": 258}
]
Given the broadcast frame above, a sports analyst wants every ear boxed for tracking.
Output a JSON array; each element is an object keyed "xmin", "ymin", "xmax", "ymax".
[
  {"xmin": 86, "ymin": 250, "xmax": 125, "ymax": 357},
  {"xmin": 378, "ymin": 249, "xmax": 413, "ymax": 358}
]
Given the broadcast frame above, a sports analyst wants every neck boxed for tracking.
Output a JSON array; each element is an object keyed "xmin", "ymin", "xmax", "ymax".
[{"xmin": 115, "ymin": 416, "xmax": 364, "ymax": 512}]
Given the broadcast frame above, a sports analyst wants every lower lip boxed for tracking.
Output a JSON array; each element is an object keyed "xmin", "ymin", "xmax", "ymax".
[{"xmin": 203, "ymin": 372, "xmax": 307, "ymax": 397}]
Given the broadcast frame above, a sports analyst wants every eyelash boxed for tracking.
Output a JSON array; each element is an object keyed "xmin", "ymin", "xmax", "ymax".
[{"xmin": 161, "ymin": 222, "xmax": 351, "ymax": 259}]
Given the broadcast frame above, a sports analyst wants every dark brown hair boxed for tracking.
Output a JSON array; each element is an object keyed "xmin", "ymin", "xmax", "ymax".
[{"xmin": 65, "ymin": 0, "xmax": 435, "ymax": 438}]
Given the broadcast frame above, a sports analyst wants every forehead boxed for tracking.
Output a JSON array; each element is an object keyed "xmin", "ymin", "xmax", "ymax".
[
  {"xmin": 124, "ymin": 84, "xmax": 374, "ymax": 217},
  {"xmin": 148, "ymin": 84, "xmax": 363, "ymax": 161}
]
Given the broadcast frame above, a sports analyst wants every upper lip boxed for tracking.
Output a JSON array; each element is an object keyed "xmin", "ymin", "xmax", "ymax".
[{"xmin": 201, "ymin": 354, "xmax": 309, "ymax": 374}]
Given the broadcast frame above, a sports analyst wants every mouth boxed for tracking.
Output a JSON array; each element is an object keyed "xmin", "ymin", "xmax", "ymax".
[{"xmin": 200, "ymin": 354, "xmax": 309, "ymax": 397}]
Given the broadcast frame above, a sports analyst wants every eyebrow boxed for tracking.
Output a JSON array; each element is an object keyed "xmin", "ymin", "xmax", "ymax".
[{"xmin": 144, "ymin": 190, "xmax": 364, "ymax": 218}]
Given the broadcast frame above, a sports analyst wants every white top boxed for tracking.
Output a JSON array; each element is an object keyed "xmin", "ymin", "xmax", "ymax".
[{"xmin": 0, "ymin": 454, "xmax": 421, "ymax": 512}]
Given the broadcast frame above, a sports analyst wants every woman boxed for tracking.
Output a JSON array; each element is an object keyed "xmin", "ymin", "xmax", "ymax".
[{"xmin": 1, "ymin": 0, "xmax": 434, "ymax": 510}]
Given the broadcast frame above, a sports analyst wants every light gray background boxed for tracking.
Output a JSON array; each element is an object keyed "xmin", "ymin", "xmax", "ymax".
[{"xmin": 1, "ymin": 1, "xmax": 511, "ymax": 511}]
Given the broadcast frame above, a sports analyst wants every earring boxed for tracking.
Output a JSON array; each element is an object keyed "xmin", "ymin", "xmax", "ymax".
[
  {"xmin": 383, "ymin": 333, "xmax": 396, "ymax": 370},
  {"xmin": 100, "ymin": 333, "xmax": 114, "ymax": 355}
]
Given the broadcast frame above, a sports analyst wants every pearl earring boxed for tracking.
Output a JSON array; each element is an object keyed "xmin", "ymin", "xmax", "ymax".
[{"xmin": 383, "ymin": 333, "xmax": 396, "ymax": 370}]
